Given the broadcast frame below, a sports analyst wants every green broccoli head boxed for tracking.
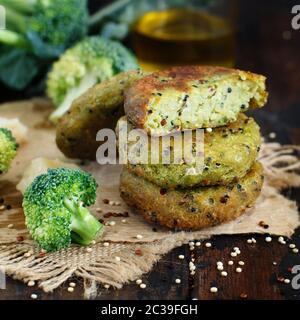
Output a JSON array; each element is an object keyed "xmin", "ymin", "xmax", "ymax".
[
  {"xmin": 0, "ymin": 128, "xmax": 18, "ymax": 174},
  {"xmin": 0, "ymin": 0, "xmax": 88, "ymax": 56},
  {"xmin": 23, "ymin": 168, "xmax": 103, "ymax": 252},
  {"xmin": 28, "ymin": 0, "xmax": 88, "ymax": 53},
  {"xmin": 47, "ymin": 36, "xmax": 139, "ymax": 122}
]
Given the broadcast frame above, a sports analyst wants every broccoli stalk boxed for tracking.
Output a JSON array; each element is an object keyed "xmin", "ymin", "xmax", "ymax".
[
  {"xmin": 0, "ymin": 0, "xmax": 36, "ymax": 15},
  {"xmin": 63, "ymin": 198, "xmax": 101, "ymax": 246},
  {"xmin": 23, "ymin": 168, "xmax": 103, "ymax": 252},
  {"xmin": 49, "ymin": 72, "xmax": 103, "ymax": 123},
  {"xmin": 0, "ymin": 30, "xmax": 30, "ymax": 49}
]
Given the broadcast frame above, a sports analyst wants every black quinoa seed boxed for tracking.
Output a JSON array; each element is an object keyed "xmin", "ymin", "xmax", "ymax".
[
  {"xmin": 183, "ymin": 94, "xmax": 189, "ymax": 102},
  {"xmin": 220, "ymin": 195, "xmax": 229, "ymax": 204},
  {"xmin": 160, "ymin": 188, "xmax": 167, "ymax": 195}
]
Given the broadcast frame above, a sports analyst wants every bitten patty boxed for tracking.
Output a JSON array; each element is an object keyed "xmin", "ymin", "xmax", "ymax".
[
  {"xmin": 56, "ymin": 69, "xmax": 146, "ymax": 159},
  {"xmin": 124, "ymin": 66, "xmax": 267, "ymax": 136},
  {"xmin": 120, "ymin": 162, "xmax": 264, "ymax": 230},
  {"xmin": 118, "ymin": 114, "xmax": 261, "ymax": 188}
]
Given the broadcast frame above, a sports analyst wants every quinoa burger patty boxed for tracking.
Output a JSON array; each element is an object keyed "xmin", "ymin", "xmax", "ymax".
[
  {"xmin": 124, "ymin": 65, "xmax": 267, "ymax": 136},
  {"xmin": 119, "ymin": 114, "xmax": 261, "ymax": 188},
  {"xmin": 120, "ymin": 162, "xmax": 264, "ymax": 230},
  {"xmin": 56, "ymin": 70, "xmax": 146, "ymax": 159}
]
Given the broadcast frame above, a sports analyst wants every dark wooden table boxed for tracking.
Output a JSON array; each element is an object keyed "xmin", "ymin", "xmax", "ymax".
[{"xmin": 1, "ymin": 0, "xmax": 300, "ymax": 300}]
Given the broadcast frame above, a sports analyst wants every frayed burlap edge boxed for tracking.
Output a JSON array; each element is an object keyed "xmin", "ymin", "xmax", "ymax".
[{"xmin": 0, "ymin": 142, "xmax": 299, "ymax": 298}]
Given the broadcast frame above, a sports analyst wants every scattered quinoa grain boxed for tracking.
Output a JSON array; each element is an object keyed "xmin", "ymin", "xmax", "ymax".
[
  {"xmin": 269, "ymin": 132, "xmax": 276, "ymax": 139},
  {"xmin": 195, "ymin": 242, "xmax": 201, "ymax": 247},
  {"xmin": 292, "ymin": 248, "xmax": 299, "ymax": 253},
  {"xmin": 135, "ymin": 249, "xmax": 143, "ymax": 256},
  {"xmin": 289, "ymin": 244, "xmax": 296, "ymax": 249},
  {"xmin": 67, "ymin": 287, "xmax": 74, "ymax": 293},
  {"xmin": 178, "ymin": 255, "xmax": 185, "ymax": 260},
  {"xmin": 103, "ymin": 242, "xmax": 109, "ymax": 247},
  {"xmin": 210, "ymin": 287, "xmax": 218, "ymax": 293},
  {"xmin": 236, "ymin": 267, "xmax": 242, "ymax": 273},
  {"xmin": 104, "ymin": 284, "xmax": 110, "ymax": 289},
  {"xmin": 175, "ymin": 278, "xmax": 181, "ymax": 284},
  {"xmin": 136, "ymin": 279, "xmax": 142, "ymax": 285},
  {"xmin": 284, "ymin": 279, "xmax": 290, "ymax": 284},
  {"xmin": 228, "ymin": 260, "xmax": 234, "ymax": 265},
  {"xmin": 265, "ymin": 236, "xmax": 272, "ymax": 242},
  {"xmin": 115, "ymin": 256, "xmax": 121, "ymax": 262},
  {"xmin": 28, "ymin": 280, "xmax": 35, "ymax": 287},
  {"xmin": 205, "ymin": 242, "xmax": 212, "ymax": 248},
  {"xmin": 30, "ymin": 294, "xmax": 38, "ymax": 300},
  {"xmin": 221, "ymin": 271, "xmax": 228, "ymax": 277},
  {"xmin": 109, "ymin": 221, "xmax": 116, "ymax": 226},
  {"xmin": 240, "ymin": 293, "xmax": 248, "ymax": 299},
  {"xmin": 238, "ymin": 261, "xmax": 245, "ymax": 266},
  {"xmin": 86, "ymin": 247, "xmax": 92, "ymax": 253},
  {"xmin": 136, "ymin": 234, "xmax": 143, "ymax": 240},
  {"xmin": 217, "ymin": 265, "xmax": 224, "ymax": 271},
  {"xmin": 140, "ymin": 283, "xmax": 146, "ymax": 289},
  {"xmin": 277, "ymin": 276, "xmax": 285, "ymax": 283},
  {"xmin": 231, "ymin": 252, "xmax": 237, "ymax": 257}
]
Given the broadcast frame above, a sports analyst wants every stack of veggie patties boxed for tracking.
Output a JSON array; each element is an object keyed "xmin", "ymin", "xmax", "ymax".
[{"xmin": 119, "ymin": 66, "xmax": 268, "ymax": 230}]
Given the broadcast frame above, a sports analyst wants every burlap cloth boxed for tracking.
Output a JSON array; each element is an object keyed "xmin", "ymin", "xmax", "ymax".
[{"xmin": 0, "ymin": 100, "xmax": 300, "ymax": 297}]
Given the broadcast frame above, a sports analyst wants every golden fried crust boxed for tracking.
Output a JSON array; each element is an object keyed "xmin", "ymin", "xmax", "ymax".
[
  {"xmin": 120, "ymin": 162, "xmax": 264, "ymax": 230},
  {"xmin": 124, "ymin": 65, "xmax": 268, "ymax": 132},
  {"xmin": 56, "ymin": 70, "xmax": 146, "ymax": 159}
]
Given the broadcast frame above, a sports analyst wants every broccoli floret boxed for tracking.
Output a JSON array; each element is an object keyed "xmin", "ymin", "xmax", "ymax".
[
  {"xmin": 0, "ymin": 128, "xmax": 18, "ymax": 174},
  {"xmin": 47, "ymin": 36, "xmax": 138, "ymax": 122},
  {"xmin": 23, "ymin": 168, "xmax": 103, "ymax": 252},
  {"xmin": 0, "ymin": 0, "xmax": 88, "ymax": 56}
]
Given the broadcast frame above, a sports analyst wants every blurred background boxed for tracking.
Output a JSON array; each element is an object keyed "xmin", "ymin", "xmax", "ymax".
[{"xmin": 0, "ymin": 0, "xmax": 299, "ymax": 138}]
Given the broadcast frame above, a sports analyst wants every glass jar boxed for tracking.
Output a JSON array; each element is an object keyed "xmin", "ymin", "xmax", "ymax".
[{"xmin": 130, "ymin": 0, "xmax": 237, "ymax": 71}]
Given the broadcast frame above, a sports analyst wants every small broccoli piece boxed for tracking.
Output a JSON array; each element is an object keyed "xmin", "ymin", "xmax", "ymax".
[
  {"xmin": 23, "ymin": 168, "xmax": 103, "ymax": 252},
  {"xmin": 47, "ymin": 36, "xmax": 138, "ymax": 122},
  {"xmin": 0, "ymin": 0, "xmax": 88, "ymax": 55},
  {"xmin": 0, "ymin": 128, "xmax": 18, "ymax": 174}
]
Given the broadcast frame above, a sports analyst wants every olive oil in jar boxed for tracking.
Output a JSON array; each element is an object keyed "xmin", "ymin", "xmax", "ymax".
[{"xmin": 131, "ymin": 8, "xmax": 236, "ymax": 71}]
